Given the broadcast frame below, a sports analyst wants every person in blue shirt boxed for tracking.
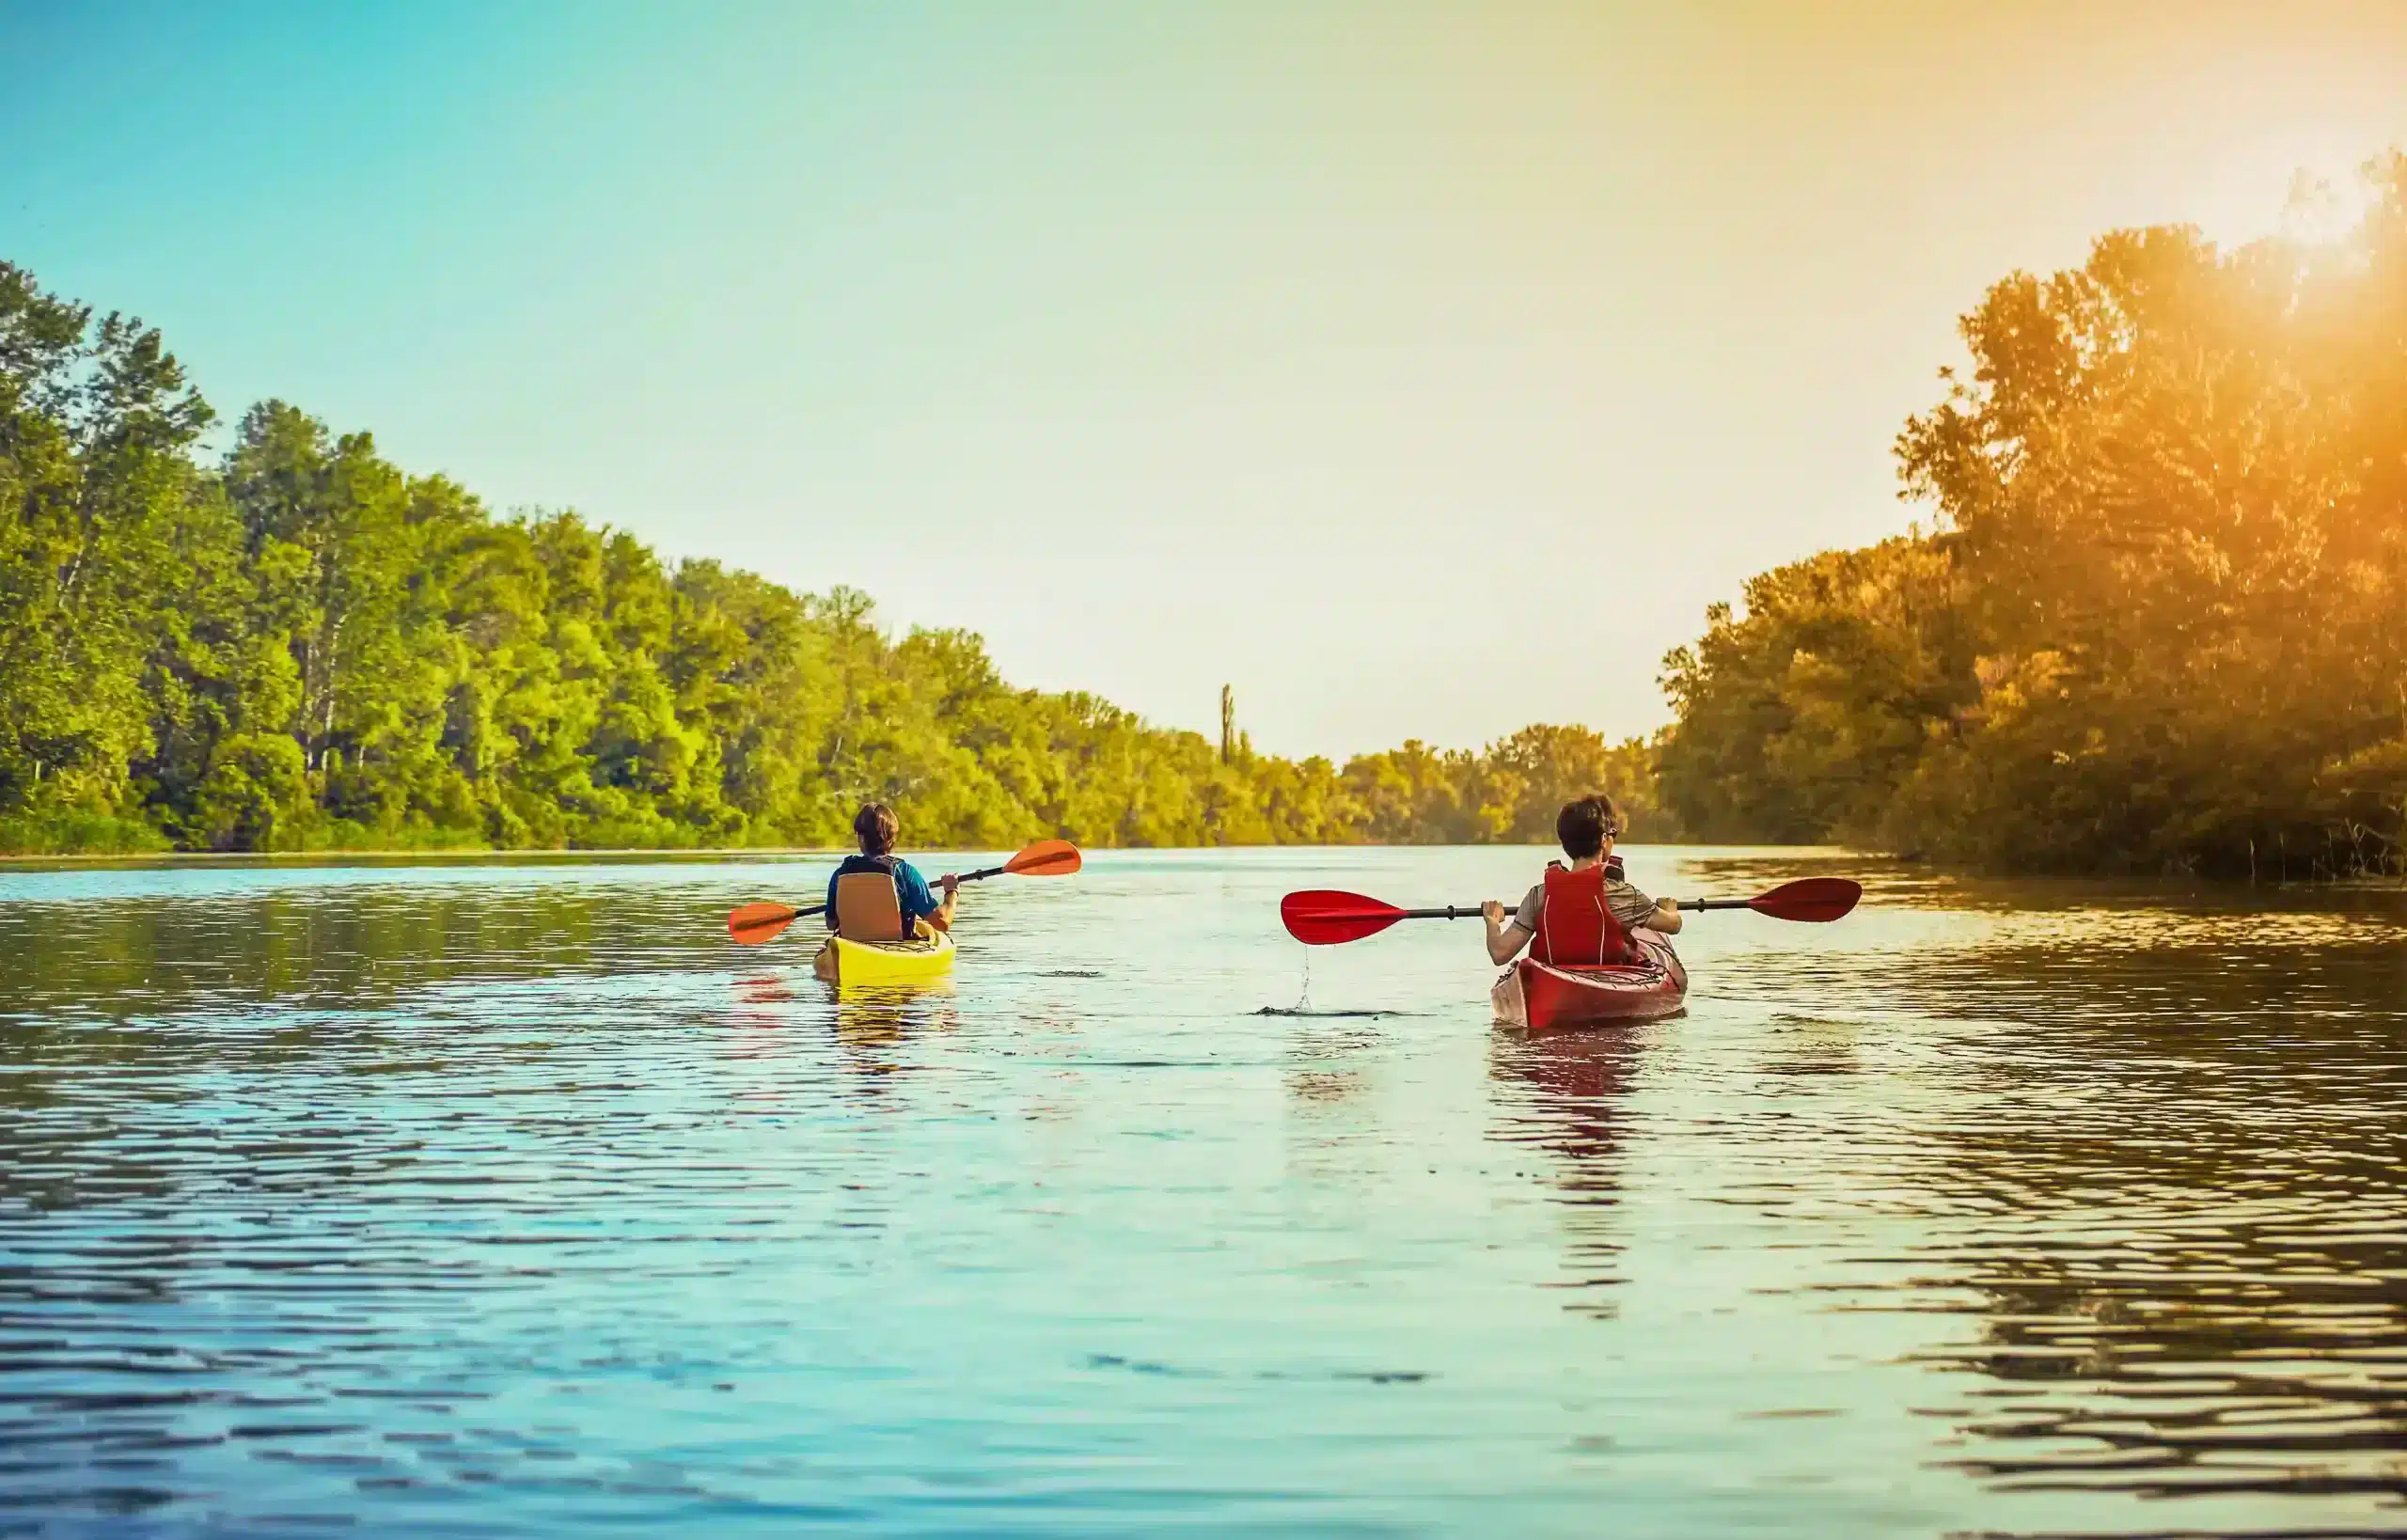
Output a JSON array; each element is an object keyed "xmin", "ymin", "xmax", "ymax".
[{"xmin": 826, "ymin": 802, "xmax": 958, "ymax": 938}]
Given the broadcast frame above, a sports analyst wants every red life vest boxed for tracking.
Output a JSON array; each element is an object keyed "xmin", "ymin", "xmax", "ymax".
[{"xmin": 1530, "ymin": 860, "xmax": 1637, "ymax": 967}]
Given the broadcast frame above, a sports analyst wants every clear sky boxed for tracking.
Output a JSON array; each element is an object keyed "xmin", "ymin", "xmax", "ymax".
[{"xmin": 5, "ymin": 1, "xmax": 2404, "ymax": 759}]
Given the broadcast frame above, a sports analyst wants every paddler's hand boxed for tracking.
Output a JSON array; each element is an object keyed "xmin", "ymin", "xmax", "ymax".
[
  {"xmin": 1648, "ymin": 896, "xmax": 1683, "ymax": 935},
  {"xmin": 938, "ymin": 873, "xmax": 961, "ymax": 897},
  {"xmin": 1480, "ymin": 900, "xmax": 1507, "ymax": 925}
]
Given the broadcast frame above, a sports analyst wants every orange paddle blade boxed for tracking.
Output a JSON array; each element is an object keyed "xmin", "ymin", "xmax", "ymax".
[
  {"xmin": 727, "ymin": 902, "xmax": 802, "ymax": 945},
  {"xmin": 1004, "ymin": 840, "xmax": 1081, "ymax": 876},
  {"xmin": 1750, "ymin": 877, "xmax": 1862, "ymax": 923}
]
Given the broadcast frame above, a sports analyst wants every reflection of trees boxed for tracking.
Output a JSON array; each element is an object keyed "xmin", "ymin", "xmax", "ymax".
[
  {"xmin": 1830, "ymin": 925, "xmax": 2407, "ymax": 1503},
  {"xmin": 1278, "ymin": 1022, "xmax": 1382, "ymax": 1199},
  {"xmin": 0, "ymin": 866, "xmax": 983, "ymax": 1527},
  {"xmin": 0, "ymin": 883, "xmax": 674, "ymax": 1026},
  {"xmin": 826, "ymin": 985, "xmax": 958, "ymax": 1093},
  {"xmin": 0, "ymin": 879, "xmax": 770, "ymax": 1218},
  {"xmin": 1912, "ymin": 1196, "xmax": 2407, "ymax": 1500},
  {"xmin": 1487, "ymin": 1029, "xmax": 1645, "ymax": 1315},
  {"xmin": 1282, "ymin": 1021, "xmax": 1380, "ymax": 1110},
  {"xmin": 1670, "ymin": 851, "xmax": 1896, "ymax": 899}
]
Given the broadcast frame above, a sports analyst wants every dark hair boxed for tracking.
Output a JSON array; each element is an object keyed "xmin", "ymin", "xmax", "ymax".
[
  {"xmin": 1555, "ymin": 794, "xmax": 1623, "ymax": 858},
  {"xmin": 853, "ymin": 802, "xmax": 900, "ymax": 856}
]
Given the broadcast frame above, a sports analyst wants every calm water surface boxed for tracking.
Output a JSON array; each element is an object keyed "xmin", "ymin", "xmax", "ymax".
[{"xmin": 4, "ymin": 846, "xmax": 2406, "ymax": 1537}]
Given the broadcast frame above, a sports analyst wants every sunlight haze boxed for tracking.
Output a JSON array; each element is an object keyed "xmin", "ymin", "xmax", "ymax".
[{"xmin": 5, "ymin": 0, "xmax": 2403, "ymax": 757}]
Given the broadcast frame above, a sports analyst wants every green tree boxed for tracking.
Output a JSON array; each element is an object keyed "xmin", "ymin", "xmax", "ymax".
[
  {"xmin": 0, "ymin": 255, "xmax": 1702, "ymax": 859},
  {"xmin": 0, "ymin": 264, "xmax": 212, "ymax": 847}
]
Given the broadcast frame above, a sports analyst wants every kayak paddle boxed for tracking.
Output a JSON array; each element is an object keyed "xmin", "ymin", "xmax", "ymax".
[
  {"xmin": 1278, "ymin": 876, "xmax": 1862, "ymax": 947},
  {"xmin": 1680, "ymin": 876, "xmax": 1860, "ymax": 921},
  {"xmin": 728, "ymin": 839, "xmax": 1083, "ymax": 946}
]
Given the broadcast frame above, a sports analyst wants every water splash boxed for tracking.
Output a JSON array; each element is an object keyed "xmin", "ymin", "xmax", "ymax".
[{"xmin": 1255, "ymin": 952, "xmax": 1390, "ymax": 1017}]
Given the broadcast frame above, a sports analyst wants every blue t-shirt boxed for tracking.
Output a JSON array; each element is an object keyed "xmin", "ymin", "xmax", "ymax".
[{"xmin": 826, "ymin": 855, "xmax": 938, "ymax": 935}]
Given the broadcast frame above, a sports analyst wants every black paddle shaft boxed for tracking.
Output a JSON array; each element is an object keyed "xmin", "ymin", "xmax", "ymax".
[
  {"xmin": 1430, "ymin": 887, "xmax": 1739, "ymax": 919},
  {"xmin": 1417, "ymin": 894, "xmax": 1672, "ymax": 920},
  {"xmin": 1463, "ymin": 896, "xmax": 1750, "ymax": 913},
  {"xmin": 1438, "ymin": 900, "xmax": 1732, "ymax": 918}
]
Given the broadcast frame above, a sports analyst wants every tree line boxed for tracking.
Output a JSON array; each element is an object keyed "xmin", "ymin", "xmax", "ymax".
[
  {"xmin": 1656, "ymin": 154, "xmax": 2407, "ymax": 877},
  {"xmin": 12, "ymin": 155, "xmax": 2401, "ymax": 873},
  {"xmin": 0, "ymin": 258, "xmax": 1670, "ymax": 856}
]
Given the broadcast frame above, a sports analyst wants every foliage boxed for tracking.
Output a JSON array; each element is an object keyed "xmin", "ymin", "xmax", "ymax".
[
  {"xmin": 1659, "ymin": 538, "xmax": 1974, "ymax": 845},
  {"xmin": 0, "ymin": 259, "xmax": 1675, "ymax": 856},
  {"xmin": 1344, "ymin": 726, "xmax": 1680, "ymax": 845},
  {"xmin": 1657, "ymin": 154, "xmax": 2407, "ymax": 876}
]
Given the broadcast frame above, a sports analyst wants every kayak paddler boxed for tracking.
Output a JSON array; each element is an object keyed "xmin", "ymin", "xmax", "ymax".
[
  {"xmin": 1480, "ymin": 794, "xmax": 1682, "ymax": 967},
  {"xmin": 828, "ymin": 802, "xmax": 959, "ymax": 935},
  {"xmin": 812, "ymin": 802, "xmax": 960, "ymax": 981}
]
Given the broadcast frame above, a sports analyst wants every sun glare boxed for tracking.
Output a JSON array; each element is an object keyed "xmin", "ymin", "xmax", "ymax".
[
  {"xmin": 2189, "ymin": 129, "xmax": 2382, "ymax": 249},
  {"xmin": 2274, "ymin": 165, "xmax": 2383, "ymax": 247}
]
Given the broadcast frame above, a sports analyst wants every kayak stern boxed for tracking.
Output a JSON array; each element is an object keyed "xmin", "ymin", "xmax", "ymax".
[
  {"xmin": 815, "ymin": 930, "xmax": 958, "ymax": 986},
  {"xmin": 1493, "ymin": 928, "xmax": 1686, "ymax": 1030}
]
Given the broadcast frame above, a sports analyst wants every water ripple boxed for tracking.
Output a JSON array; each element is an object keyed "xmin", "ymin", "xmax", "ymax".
[{"xmin": 4, "ymin": 849, "xmax": 2405, "ymax": 1535}]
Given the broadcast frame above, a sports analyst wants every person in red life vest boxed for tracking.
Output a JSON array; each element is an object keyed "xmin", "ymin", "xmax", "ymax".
[{"xmin": 1480, "ymin": 794, "xmax": 1681, "ymax": 967}]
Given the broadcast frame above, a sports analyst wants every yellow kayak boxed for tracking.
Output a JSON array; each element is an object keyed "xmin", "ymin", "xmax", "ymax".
[{"xmin": 814, "ymin": 930, "xmax": 957, "ymax": 986}]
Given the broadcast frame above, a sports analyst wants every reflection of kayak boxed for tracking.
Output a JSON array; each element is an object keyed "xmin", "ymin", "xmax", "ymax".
[
  {"xmin": 813, "ymin": 931, "xmax": 957, "ymax": 986},
  {"xmin": 1492, "ymin": 929, "xmax": 1687, "ymax": 1030}
]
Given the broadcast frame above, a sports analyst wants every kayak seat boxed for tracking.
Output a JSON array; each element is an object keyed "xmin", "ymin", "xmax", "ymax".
[{"xmin": 834, "ymin": 872, "xmax": 908, "ymax": 942}]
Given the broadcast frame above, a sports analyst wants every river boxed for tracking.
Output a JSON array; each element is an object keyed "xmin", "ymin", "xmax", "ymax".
[{"xmin": 4, "ymin": 846, "xmax": 2405, "ymax": 1537}]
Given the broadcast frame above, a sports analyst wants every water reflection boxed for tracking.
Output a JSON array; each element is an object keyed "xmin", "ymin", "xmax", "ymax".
[
  {"xmin": 828, "ymin": 984, "xmax": 960, "ymax": 1083},
  {"xmin": 1282, "ymin": 1020, "xmax": 1380, "ymax": 1109},
  {"xmin": 4, "ymin": 850, "xmax": 2407, "ymax": 1535},
  {"xmin": 1710, "ymin": 884, "xmax": 2407, "ymax": 1512},
  {"xmin": 1488, "ymin": 1029, "xmax": 1644, "ymax": 1313}
]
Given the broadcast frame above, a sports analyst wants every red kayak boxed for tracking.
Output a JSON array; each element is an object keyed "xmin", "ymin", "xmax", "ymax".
[{"xmin": 1491, "ymin": 928, "xmax": 1688, "ymax": 1030}]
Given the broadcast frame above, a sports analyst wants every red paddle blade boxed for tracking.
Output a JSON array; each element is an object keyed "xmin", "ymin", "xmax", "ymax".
[
  {"xmin": 728, "ymin": 902, "xmax": 801, "ymax": 945},
  {"xmin": 1750, "ymin": 877, "xmax": 1863, "ymax": 923},
  {"xmin": 1004, "ymin": 839, "xmax": 1081, "ymax": 876},
  {"xmin": 1281, "ymin": 889, "xmax": 1408, "ymax": 946}
]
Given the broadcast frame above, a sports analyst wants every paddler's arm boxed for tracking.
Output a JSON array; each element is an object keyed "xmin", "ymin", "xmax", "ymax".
[
  {"xmin": 924, "ymin": 872, "xmax": 960, "ymax": 934},
  {"xmin": 1480, "ymin": 900, "xmax": 1533, "ymax": 965},
  {"xmin": 1644, "ymin": 897, "xmax": 1682, "ymax": 935}
]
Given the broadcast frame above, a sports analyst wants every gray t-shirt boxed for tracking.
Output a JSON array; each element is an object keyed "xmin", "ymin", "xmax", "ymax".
[{"xmin": 1514, "ymin": 873, "xmax": 1660, "ymax": 935}]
